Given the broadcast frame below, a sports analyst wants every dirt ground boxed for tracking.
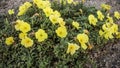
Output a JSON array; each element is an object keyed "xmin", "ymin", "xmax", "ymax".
[{"xmin": 0, "ymin": 0, "xmax": 120, "ymax": 68}]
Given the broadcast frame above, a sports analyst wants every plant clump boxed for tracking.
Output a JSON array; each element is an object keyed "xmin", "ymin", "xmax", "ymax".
[{"xmin": 0, "ymin": 0, "xmax": 120, "ymax": 67}]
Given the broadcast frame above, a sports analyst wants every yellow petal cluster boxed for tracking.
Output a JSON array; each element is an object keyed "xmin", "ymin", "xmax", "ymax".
[
  {"xmin": 57, "ymin": 18, "xmax": 66, "ymax": 26},
  {"xmin": 101, "ymin": 4, "xmax": 111, "ymax": 11},
  {"xmin": 67, "ymin": 0, "xmax": 73, "ymax": 4},
  {"xmin": 15, "ymin": 20, "xmax": 31, "ymax": 33},
  {"xmin": 35, "ymin": 29, "xmax": 48, "ymax": 42},
  {"xmin": 106, "ymin": 14, "xmax": 114, "ymax": 23},
  {"xmin": 34, "ymin": 0, "xmax": 51, "ymax": 9},
  {"xmin": 67, "ymin": 43, "xmax": 80, "ymax": 55},
  {"xmin": 88, "ymin": 14, "xmax": 98, "ymax": 26},
  {"xmin": 21, "ymin": 37, "xmax": 33, "ymax": 48},
  {"xmin": 97, "ymin": 10, "xmax": 104, "ymax": 21},
  {"xmin": 5, "ymin": 37, "xmax": 14, "ymax": 46},
  {"xmin": 114, "ymin": 11, "xmax": 120, "ymax": 19},
  {"xmin": 49, "ymin": 15, "xmax": 59, "ymax": 24},
  {"xmin": 19, "ymin": 22, "xmax": 31, "ymax": 33},
  {"xmin": 77, "ymin": 33, "xmax": 89, "ymax": 50},
  {"xmin": 116, "ymin": 32, "xmax": 120, "ymax": 38},
  {"xmin": 15, "ymin": 20, "xmax": 24, "ymax": 31},
  {"xmin": 56, "ymin": 26, "xmax": 67, "ymax": 38},
  {"xmin": 99, "ymin": 22, "xmax": 118, "ymax": 39},
  {"xmin": 18, "ymin": 2, "xmax": 32, "ymax": 16},
  {"xmin": 19, "ymin": 33, "xmax": 27, "ymax": 39},
  {"xmin": 8, "ymin": 9, "xmax": 14, "ymax": 15},
  {"xmin": 49, "ymin": 10, "xmax": 61, "ymax": 24},
  {"xmin": 72, "ymin": 21, "xmax": 80, "ymax": 29},
  {"xmin": 43, "ymin": 7, "xmax": 53, "ymax": 17}
]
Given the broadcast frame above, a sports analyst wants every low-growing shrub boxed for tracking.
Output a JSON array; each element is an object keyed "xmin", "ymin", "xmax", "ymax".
[{"xmin": 0, "ymin": 0, "xmax": 120, "ymax": 67}]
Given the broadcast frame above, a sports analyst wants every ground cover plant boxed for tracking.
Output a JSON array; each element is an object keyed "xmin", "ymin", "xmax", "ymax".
[{"xmin": 0, "ymin": 0, "xmax": 120, "ymax": 67}]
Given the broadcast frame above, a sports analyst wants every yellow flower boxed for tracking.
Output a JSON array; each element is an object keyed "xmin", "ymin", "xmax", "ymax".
[
  {"xmin": 57, "ymin": 18, "xmax": 65, "ymax": 26},
  {"xmin": 8, "ymin": 9, "xmax": 14, "ymax": 15},
  {"xmin": 111, "ymin": 23, "xmax": 118, "ymax": 34},
  {"xmin": 21, "ymin": 37, "xmax": 33, "ymax": 48},
  {"xmin": 5, "ymin": 37, "xmax": 14, "ymax": 46},
  {"xmin": 116, "ymin": 32, "xmax": 120, "ymax": 38},
  {"xmin": 43, "ymin": 7, "xmax": 53, "ymax": 17},
  {"xmin": 56, "ymin": 26, "xmax": 67, "ymax": 38},
  {"xmin": 67, "ymin": 43, "xmax": 80, "ymax": 55},
  {"xmin": 36, "ymin": 1, "xmax": 51, "ymax": 9},
  {"xmin": 53, "ymin": 10, "xmax": 61, "ymax": 17},
  {"xmin": 49, "ymin": 10, "xmax": 61, "ymax": 24},
  {"xmin": 15, "ymin": 20, "xmax": 24, "ymax": 31},
  {"xmin": 97, "ymin": 10, "xmax": 104, "ymax": 21},
  {"xmin": 49, "ymin": 15, "xmax": 59, "ymax": 24},
  {"xmin": 106, "ymin": 17, "xmax": 114, "ymax": 23},
  {"xmin": 104, "ymin": 32, "xmax": 114, "ymax": 39},
  {"xmin": 114, "ymin": 11, "xmax": 120, "ymax": 19},
  {"xmin": 100, "ymin": 23, "xmax": 118, "ymax": 39},
  {"xmin": 33, "ymin": 0, "xmax": 41, "ymax": 4},
  {"xmin": 88, "ymin": 14, "xmax": 98, "ymax": 26},
  {"xmin": 19, "ymin": 33, "xmax": 27, "ymax": 39},
  {"xmin": 67, "ymin": 0, "xmax": 73, "ymax": 4},
  {"xmin": 99, "ymin": 30, "xmax": 104, "ymax": 36},
  {"xmin": 18, "ymin": 2, "xmax": 32, "ymax": 16},
  {"xmin": 19, "ymin": 22, "xmax": 31, "ymax": 33},
  {"xmin": 72, "ymin": 21, "xmax": 80, "ymax": 29},
  {"xmin": 77, "ymin": 33, "xmax": 89, "ymax": 50},
  {"xmin": 101, "ymin": 4, "xmax": 111, "ymax": 11},
  {"xmin": 106, "ymin": 14, "xmax": 114, "ymax": 23},
  {"xmin": 35, "ymin": 29, "xmax": 48, "ymax": 42}
]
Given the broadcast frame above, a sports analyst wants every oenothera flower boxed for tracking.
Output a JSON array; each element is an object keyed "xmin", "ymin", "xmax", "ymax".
[
  {"xmin": 72, "ymin": 21, "xmax": 80, "ymax": 29},
  {"xmin": 67, "ymin": 43, "xmax": 80, "ymax": 55},
  {"xmin": 18, "ymin": 2, "xmax": 32, "ymax": 16},
  {"xmin": 5, "ymin": 37, "xmax": 14, "ymax": 46},
  {"xmin": 21, "ymin": 37, "xmax": 33, "ymax": 48},
  {"xmin": 36, "ymin": 0, "xmax": 51, "ymax": 9},
  {"xmin": 97, "ymin": 10, "xmax": 104, "ymax": 21},
  {"xmin": 43, "ymin": 7, "xmax": 53, "ymax": 17},
  {"xmin": 35, "ymin": 29, "xmax": 48, "ymax": 42},
  {"xmin": 19, "ymin": 33, "xmax": 27, "ymax": 39},
  {"xmin": 67, "ymin": 0, "xmax": 73, "ymax": 4},
  {"xmin": 77, "ymin": 33, "xmax": 89, "ymax": 50},
  {"xmin": 116, "ymin": 32, "xmax": 120, "ymax": 38},
  {"xmin": 19, "ymin": 22, "xmax": 31, "ymax": 33},
  {"xmin": 99, "ymin": 22, "xmax": 118, "ymax": 39},
  {"xmin": 49, "ymin": 15, "xmax": 59, "ymax": 24},
  {"xmin": 15, "ymin": 20, "xmax": 24, "ymax": 31},
  {"xmin": 49, "ymin": 10, "xmax": 61, "ymax": 24},
  {"xmin": 56, "ymin": 26, "xmax": 67, "ymax": 38},
  {"xmin": 106, "ymin": 14, "xmax": 114, "ymax": 23},
  {"xmin": 57, "ymin": 18, "xmax": 65, "ymax": 26},
  {"xmin": 88, "ymin": 14, "xmax": 98, "ymax": 26},
  {"xmin": 33, "ymin": 0, "xmax": 39, "ymax": 4},
  {"xmin": 52, "ymin": 11, "xmax": 61, "ymax": 17},
  {"xmin": 114, "ymin": 11, "xmax": 120, "ymax": 19},
  {"xmin": 101, "ymin": 4, "xmax": 111, "ymax": 11},
  {"xmin": 8, "ymin": 9, "xmax": 14, "ymax": 15}
]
